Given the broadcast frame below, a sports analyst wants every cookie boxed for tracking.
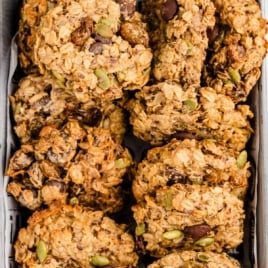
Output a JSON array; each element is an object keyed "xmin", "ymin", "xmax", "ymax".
[
  {"xmin": 126, "ymin": 81, "xmax": 253, "ymax": 151},
  {"xmin": 32, "ymin": 0, "xmax": 152, "ymax": 101},
  {"xmin": 148, "ymin": 251, "xmax": 240, "ymax": 268},
  {"xmin": 17, "ymin": 0, "xmax": 58, "ymax": 73},
  {"xmin": 132, "ymin": 138, "xmax": 251, "ymax": 201},
  {"xmin": 6, "ymin": 120, "xmax": 132, "ymax": 212},
  {"xmin": 14, "ymin": 204, "xmax": 138, "ymax": 267},
  {"xmin": 203, "ymin": 0, "xmax": 267, "ymax": 103},
  {"xmin": 10, "ymin": 74, "xmax": 127, "ymax": 144},
  {"xmin": 132, "ymin": 183, "xmax": 245, "ymax": 257},
  {"xmin": 142, "ymin": 0, "xmax": 215, "ymax": 87}
]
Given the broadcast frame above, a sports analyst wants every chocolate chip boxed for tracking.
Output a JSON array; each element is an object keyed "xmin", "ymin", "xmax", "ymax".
[
  {"xmin": 161, "ymin": 0, "xmax": 178, "ymax": 21},
  {"xmin": 80, "ymin": 107, "xmax": 103, "ymax": 126},
  {"xmin": 94, "ymin": 33, "xmax": 112, "ymax": 44},
  {"xmin": 165, "ymin": 168, "xmax": 187, "ymax": 185},
  {"xmin": 88, "ymin": 42, "xmax": 103, "ymax": 54},
  {"xmin": 184, "ymin": 224, "xmax": 211, "ymax": 240},
  {"xmin": 45, "ymin": 180, "xmax": 66, "ymax": 193},
  {"xmin": 116, "ymin": 0, "xmax": 136, "ymax": 20},
  {"xmin": 171, "ymin": 131, "xmax": 196, "ymax": 140},
  {"xmin": 207, "ymin": 25, "xmax": 220, "ymax": 45}
]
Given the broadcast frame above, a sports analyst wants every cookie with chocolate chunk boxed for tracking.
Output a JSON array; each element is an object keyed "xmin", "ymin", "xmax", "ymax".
[
  {"xmin": 133, "ymin": 138, "xmax": 251, "ymax": 201},
  {"xmin": 203, "ymin": 0, "xmax": 267, "ymax": 103},
  {"xmin": 142, "ymin": 0, "xmax": 215, "ymax": 87},
  {"xmin": 10, "ymin": 74, "xmax": 126, "ymax": 144},
  {"xmin": 126, "ymin": 81, "xmax": 253, "ymax": 151},
  {"xmin": 32, "ymin": 0, "xmax": 152, "ymax": 101},
  {"xmin": 17, "ymin": 0, "xmax": 58, "ymax": 73},
  {"xmin": 132, "ymin": 183, "xmax": 245, "ymax": 257},
  {"xmin": 6, "ymin": 120, "xmax": 132, "ymax": 213}
]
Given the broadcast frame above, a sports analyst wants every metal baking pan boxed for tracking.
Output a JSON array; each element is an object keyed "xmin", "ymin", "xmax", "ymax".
[{"xmin": 0, "ymin": 0, "xmax": 267, "ymax": 267}]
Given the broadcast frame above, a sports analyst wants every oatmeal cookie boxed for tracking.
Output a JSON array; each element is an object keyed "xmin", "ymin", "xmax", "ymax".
[
  {"xmin": 14, "ymin": 204, "xmax": 138, "ymax": 267},
  {"xmin": 6, "ymin": 120, "xmax": 132, "ymax": 212},
  {"xmin": 142, "ymin": 0, "xmax": 215, "ymax": 87},
  {"xmin": 203, "ymin": 0, "xmax": 268, "ymax": 103},
  {"xmin": 17, "ymin": 0, "xmax": 58, "ymax": 73},
  {"xmin": 10, "ymin": 74, "xmax": 126, "ymax": 144},
  {"xmin": 126, "ymin": 81, "xmax": 253, "ymax": 151},
  {"xmin": 132, "ymin": 138, "xmax": 251, "ymax": 201},
  {"xmin": 148, "ymin": 251, "xmax": 240, "ymax": 268},
  {"xmin": 33, "ymin": 0, "xmax": 152, "ymax": 101},
  {"xmin": 132, "ymin": 183, "xmax": 245, "ymax": 257}
]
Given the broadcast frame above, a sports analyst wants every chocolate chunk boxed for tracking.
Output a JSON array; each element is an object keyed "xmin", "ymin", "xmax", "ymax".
[
  {"xmin": 207, "ymin": 25, "xmax": 220, "ymax": 45},
  {"xmin": 79, "ymin": 107, "xmax": 103, "ymax": 126},
  {"xmin": 89, "ymin": 42, "xmax": 103, "ymax": 54},
  {"xmin": 116, "ymin": 0, "xmax": 136, "ymax": 20},
  {"xmin": 45, "ymin": 180, "xmax": 66, "ymax": 193},
  {"xmin": 165, "ymin": 168, "xmax": 187, "ymax": 185},
  {"xmin": 172, "ymin": 131, "xmax": 196, "ymax": 140},
  {"xmin": 184, "ymin": 224, "xmax": 211, "ymax": 240},
  {"xmin": 161, "ymin": 0, "xmax": 178, "ymax": 21},
  {"xmin": 94, "ymin": 33, "xmax": 112, "ymax": 44}
]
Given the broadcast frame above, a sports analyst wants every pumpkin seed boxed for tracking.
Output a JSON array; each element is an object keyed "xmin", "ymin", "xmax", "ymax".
[
  {"xmin": 236, "ymin": 150, "xmax": 247, "ymax": 168},
  {"xmin": 183, "ymin": 99, "xmax": 198, "ymax": 110},
  {"xmin": 135, "ymin": 223, "xmax": 146, "ymax": 236},
  {"xmin": 91, "ymin": 255, "xmax": 110, "ymax": 266},
  {"xmin": 69, "ymin": 197, "xmax": 79, "ymax": 206},
  {"xmin": 163, "ymin": 230, "xmax": 184, "ymax": 240},
  {"xmin": 163, "ymin": 189, "xmax": 173, "ymax": 208},
  {"xmin": 95, "ymin": 23, "xmax": 113, "ymax": 38},
  {"xmin": 115, "ymin": 158, "xmax": 127, "ymax": 169},
  {"xmin": 197, "ymin": 253, "xmax": 210, "ymax": 262},
  {"xmin": 94, "ymin": 68, "xmax": 110, "ymax": 90},
  {"xmin": 194, "ymin": 237, "xmax": 214, "ymax": 247},
  {"xmin": 228, "ymin": 67, "xmax": 241, "ymax": 83},
  {"xmin": 36, "ymin": 240, "xmax": 47, "ymax": 263}
]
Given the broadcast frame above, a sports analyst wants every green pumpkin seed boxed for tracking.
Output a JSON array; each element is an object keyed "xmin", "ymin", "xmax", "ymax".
[
  {"xmin": 163, "ymin": 189, "xmax": 173, "ymax": 208},
  {"xmin": 236, "ymin": 150, "xmax": 247, "ymax": 168},
  {"xmin": 94, "ymin": 68, "xmax": 111, "ymax": 90},
  {"xmin": 95, "ymin": 23, "xmax": 113, "ymax": 38},
  {"xmin": 183, "ymin": 99, "xmax": 198, "ymax": 110},
  {"xmin": 69, "ymin": 197, "xmax": 79, "ymax": 206},
  {"xmin": 91, "ymin": 255, "xmax": 110, "ymax": 266},
  {"xmin": 228, "ymin": 67, "xmax": 241, "ymax": 83},
  {"xmin": 135, "ymin": 223, "xmax": 146, "ymax": 236},
  {"xmin": 115, "ymin": 158, "xmax": 127, "ymax": 169},
  {"xmin": 197, "ymin": 253, "xmax": 210, "ymax": 262},
  {"xmin": 194, "ymin": 237, "xmax": 214, "ymax": 247},
  {"xmin": 36, "ymin": 240, "xmax": 48, "ymax": 263},
  {"xmin": 163, "ymin": 230, "xmax": 184, "ymax": 240}
]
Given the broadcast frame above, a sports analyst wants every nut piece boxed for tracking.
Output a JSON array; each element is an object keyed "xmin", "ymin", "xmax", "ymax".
[
  {"xmin": 91, "ymin": 255, "xmax": 110, "ymax": 266},
  {"xmin": 71, "ymin": 17, "xmax": 92, "ymax": 46},
  {"xmin": 161, "ymin": 0, "xmax": 178, "ymax": 21},
  {"xmin": 120, "ymin": 21, "xmax": 149, "ymax": 47},
  {"xmin": 184, "ymin": 224, "xmax": 211, "ymax": 240},
  {"xmin": 36, "ymin": 240, "xmax": 48, "ymax": 263}
]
